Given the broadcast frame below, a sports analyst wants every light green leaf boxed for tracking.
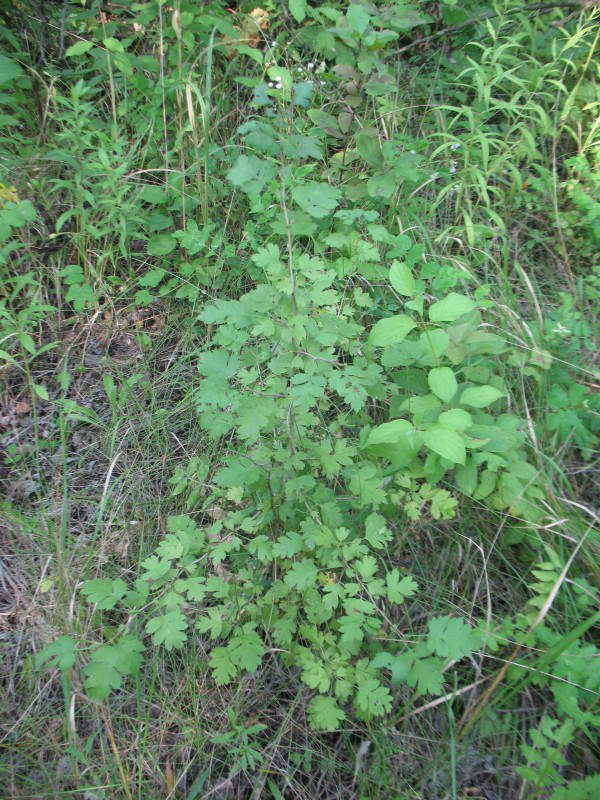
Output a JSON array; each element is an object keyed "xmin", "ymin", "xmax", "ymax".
[
  {"xmin": 145, "ymin": 610, "xmax": 188, "ymax": 650},
  {"xmin": 147, "ymin": 234, "xmax": 176, "ymax": 256},
  {"xmin": 308, "ymin": 695, "xmax": 346, "ymax": 731},
  {"xmin": 367, "ymin": 419, "xmax": 413, "ymax": 446},
  {"xmin": 460, "ymin": 385, "xmax": 505, "ymax": 408},
  {"xmin": 428, "ymin": 367, "xmax": 457, "ymax": 403},
  {"xmin": 389, "ymin": 261, "xmax": 416, "ymax": 296},
  {"xmin": 429, "ymin": 292, "xmax": 475, "ymax": 322},
  {"xmin": 438, "ymin": 409, "xmax": 472, "ymax": 430},
  {"xmin": 0, "ymin": 54, "xmax": 23, "ymax": 84},
  {"xmin": 355, "ymin": 678, "xmax": 392, "ymax": 717},
  {"xmin": 386, "ymin": 569, "xmax": 418, "ymax": 603},
  {"xmin": 103, "ymin": 37, "xmax": 124, "ymax": 53},
  {"xmin": 81, "ymin": 578, "xmax": 128, "ymax": 610},
  {"xmin": 427, "ymin": 616, "xmax": 481, "ymax": 661},
  {"xmin": 267, "ymin": 66, "xmax": 292, "ymax": 94},
  {"xmin": 423, "ymin": 425, "xmax": 466, "ymax": 464},
  {"xmin": 32, "ymin": 383, "xmax": 49, "ymax": 401},
  {"xmin": 35, "ymin": 635, "xmax": 76, "ymax": 671},
  {"xmin": 83, "ymin": 635, "xmax": 143, "ymax": 701},
  {"xmin": 65, "ymin": 40, "xmax": 94, "ymax": 58},
  {"xmin": 368, "ymin": 314, "xmax": 416, "ymax": 347},
  {"xmin": 347, "ymin": 4, "xmax": 371, "ymax": 34},
  {"xmin": 209, "ymin": 647, "xmax": 238, "ymax": 684},
  {"xmin": 289, "ymin": 0, "xmax": 307, "ymax": 23}
]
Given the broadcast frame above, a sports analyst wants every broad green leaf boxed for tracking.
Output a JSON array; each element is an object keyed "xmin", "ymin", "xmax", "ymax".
[
  {"xmin": 267, "ymin": 65, "xmax": 293, "ymax": 95},
  {"xmin": 429, "ymin": 292, "xmax": 475, "ymax": 322},
  {"xmin": 308, "ymin": 695, "xmax": 346, "ymax": 731},
  {"xmin": 0, "ymin": 54, "xmax": 23, "ymax": 84},
  {"xmin": 423, "ymin": 425, "xmax": 466, "ymax": 464},
  {"xmin": 389, "ymin": 261, "xmax": 416, "ymax": 296},
  {"xmin": 103, "ymin": 37, "xmax": 124, "ymax": 53},
  {"xmin": 460, "ymin": 385, "xmax": 505, "ymax": 408},
  {"xmin": 289, "ymin": 0, "xmax": 307, "ymax": 22},
  {"xmin": 438, "ymin": 409, "xmax": 472, "ymax": 430},
  {"xmin": 32, "ymin": 383, "xmax": 49, "ymax": 400},
  {"xmin": 139, "ymin": 267, "xmax": 166, "ymax": 287},
  {"xmin": 368, "ymin": 314, "xmax": 416, "ymax": 347},
  {"xmin": 347, "ymin": 3, "xmax": 371, "ymax": 34},
  {"xmin": 292, "ymin": 182, "xmax": 341, "ymax": 218},
  {"xmin": 147, "ymin": 234, "xmax": 176, "ymax": 256},
  {"xmin": 227, "ymin": 154, "xmax": 276, "ymax": 194},
  {"xmin": 428, "ymin": 367, "xmax": 457, "ymax": 403},
  {"xmin": 65, "ymin": 40, "xmax": 94, "ymax": 57},
  {"xmin": 367, "ymin": 419, "xmax": 413, "ymax": 446},
  {"xmin": 356, "ymin": 131, "xmax": 383, "ymax": 167}
]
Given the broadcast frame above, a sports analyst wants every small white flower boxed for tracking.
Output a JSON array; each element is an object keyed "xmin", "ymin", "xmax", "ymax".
[
  {"xmin": 320, "ymin": 80, "xmax": 326, "ymax": 85},
  {"xmin": 271, "ymin": 41, "xmax": 277, "ymax": 47},
  {"xmin": 450, "ymin": 142, "xmax": 460, "ymax": 151},
  {"xmin": 308, "ymin": 62, "xmax": 314, "ymax": 69},
  {"xmin": 268, "ymin": 81, "xmax": 274, "ymax": 87}
]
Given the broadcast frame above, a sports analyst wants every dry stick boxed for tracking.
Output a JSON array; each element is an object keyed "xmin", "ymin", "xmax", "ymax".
[
  {"xmin": 458, "ymin": 519, "xmax": 595, "ymax": 737},
  {"xmin": 393, "ymin": 676, "xmax": 491, "ymax": 726},
  {"xmin": 397, "ymin": 2, "xmax": 586, "ymax": 55},
  {"xmin": 100, "ymin": 703, "xmax": 133, "ymax": 800}
]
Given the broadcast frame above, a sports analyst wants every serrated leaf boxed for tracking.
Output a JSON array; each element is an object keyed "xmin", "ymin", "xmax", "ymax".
[
  {"xmin": 308, "ymin": 695, "xmax": 346, "ymax": 731},
  {"xmin": 84, "ymin": 635, "xmax": 143, "ymax": 701},
  {"xmin": 389, "ymin": 261, "xmax": 416, "ymax": 296},
  {"xmin": 35, "ymin": 635, "xmax": 76, "ymax": 671},
  {"xmin": 355, "ymin": 678, "xmax": 392, "ymax": 717},
  {"xmin": 460, "ymin": 385, "xmax": 504, "ymax": 408},
  {"xmin": 209, "ymin": 647, "xmax": 238, "ymax": 684},
  {"xmin": 386, "ymin": 570, "xmax": 418, "ymax": 603},
  {"xmin": 428, "ymin": 367, "xmax": 457, "ymax": 403},
  {"xmin": 292, "ymin": 182, "xmax": 341, "ymax": 218},
  {"xmin": 284, "ymin": 559, "xmax": 318, "ymax": 590},
  {"xmin": 368, "ymin": 314, "xmax": 416, "ymax": 347},
  {"xmin": 81, "ymin": 578, "xmax": 128, "ymax": 610},
  {"xmin": 423, "ymin": 425, "xmax": 466, "ymax": 464},
  {"xmin": 407, "ymin": 656, "xmax": 445, "ymax": 695},
  {"xmin": 429, "ymin": 292, "xmax": 475, "ymax": 322},
  {"xmin": 427, "ymin": 616, "xmax": 481, "ymax": 661},
  {"xmin": 227, "ymin": 154, "xmax": 276, "ymax": 194},
  {"xmin": 145, "ymin": 610, "xmax": 188, "ymax": 650}
]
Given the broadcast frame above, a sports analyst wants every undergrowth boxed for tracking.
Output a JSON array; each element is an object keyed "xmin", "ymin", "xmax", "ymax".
[{"xmin": 1, "ymin": 1, "xmax": 599, "ymax": 798}]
